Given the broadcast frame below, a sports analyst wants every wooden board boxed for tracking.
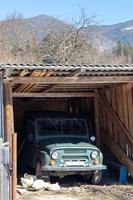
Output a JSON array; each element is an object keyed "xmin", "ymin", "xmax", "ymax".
[
  {"xmin": 13, "ymin": 92, "xmax": 96, "ymax": 98},
  {"xmin": 10, "ymin": 76, "xmax": 133, "ymax": 85}
]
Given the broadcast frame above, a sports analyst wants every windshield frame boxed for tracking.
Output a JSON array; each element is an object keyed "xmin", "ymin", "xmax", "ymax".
[{"xmin": 35, "ymin": 117, "xmax": 89, "ymax": 141}]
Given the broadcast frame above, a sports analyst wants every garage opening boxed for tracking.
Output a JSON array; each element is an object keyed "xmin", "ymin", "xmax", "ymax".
[
  {"xmin": 12, "ymin": 82, "xmax": 133, "ymax": 181},
  {"xmin": 13, "ymin": 97, "xmax": 95, "ymax": 174}
]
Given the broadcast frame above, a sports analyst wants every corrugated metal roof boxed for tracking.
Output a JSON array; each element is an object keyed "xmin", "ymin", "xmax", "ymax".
[{"xmin": 1, "ymin": 64, "xmax": 133, "ymax": 77}]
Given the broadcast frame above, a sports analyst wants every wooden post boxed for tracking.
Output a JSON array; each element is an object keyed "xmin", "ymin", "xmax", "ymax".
[
  {"xmin": 3, "ymin": 82, "xmax": 14, "ymax": 145},
  {"xmin": 94, "ymin": 94, "xmax": 101, "ymax": 147},
  {"xmin": 3, "ymin": 82, "xmax": 14, "ymax": 200}
]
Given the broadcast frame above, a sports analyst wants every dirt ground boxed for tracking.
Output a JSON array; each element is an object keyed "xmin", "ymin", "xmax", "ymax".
[{"xmin": 17, "ymin": 175, "xmax": 133, "ymax": 200}]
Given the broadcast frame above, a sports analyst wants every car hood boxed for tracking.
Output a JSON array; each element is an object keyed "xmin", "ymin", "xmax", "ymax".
[{"xmin": 38, "ymin": 137, "xmax": 98, "ymax": 152}]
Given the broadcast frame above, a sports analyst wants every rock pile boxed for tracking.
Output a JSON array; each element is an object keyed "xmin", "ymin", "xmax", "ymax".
[{"xmin": 20, "ymin": 173, "xmax": 61, "ymax": 191}]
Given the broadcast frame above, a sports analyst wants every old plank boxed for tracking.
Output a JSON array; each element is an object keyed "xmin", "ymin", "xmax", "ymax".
[
  {"xmin": 121, "ymin": 84, "xmax": 129, "ymax": 129},
  {"xmin": 100, "ymin": 94, "xmax": 133, "ymax": 144},
  {"xmin": 13, "ymin": 92, "xmax": 96, "ymax": 98},
  {"xmin": 102, "ymin": 130, "xmax": 133, "ymax": 177},
  {"xmin": 126, "ymin": 83, "xmax": 133, "ymax": 135},
  {"xmin": 3, "ymin": 82, "xmax": 14, "ymax": 145},
  {"xmin": 10, "ymin": 76, "xmax": 133, "ymax": 85},
  {"xmin": 94, "ymin": 95, "xmax": 101, "ymax": 147}
]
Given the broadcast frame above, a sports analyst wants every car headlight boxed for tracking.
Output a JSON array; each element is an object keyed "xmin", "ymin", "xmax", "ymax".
[
  {"xmin": 91, "ymin": 151, "xmax": 99, "ymax": 159},
  {"xmin": 51, "ymin": 152, "xmax": 59, "ymax": 160}
]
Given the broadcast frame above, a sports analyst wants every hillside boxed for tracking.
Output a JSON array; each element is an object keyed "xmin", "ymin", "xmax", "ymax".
[
  {"xmin": 1, "ymin": 15, "xmax": 133, "ymax": 50},
  {"xmin": 23, "ymin": 15, "xmax": 133, "ymax": 49}
]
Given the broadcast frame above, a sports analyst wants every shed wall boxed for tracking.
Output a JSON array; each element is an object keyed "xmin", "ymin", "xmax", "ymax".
[{"xmin": 99, "ymin": 83, "xmax": 133, "ymax": 175}]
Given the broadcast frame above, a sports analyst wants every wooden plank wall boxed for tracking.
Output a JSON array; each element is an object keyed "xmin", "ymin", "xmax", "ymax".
[
  {"xmin": 103, "ymin": 83, "xmax": 133, "ymax": 135},
  {"xmin": 99, "ymin": 83, "xmax": 133, "ymax": 166}
]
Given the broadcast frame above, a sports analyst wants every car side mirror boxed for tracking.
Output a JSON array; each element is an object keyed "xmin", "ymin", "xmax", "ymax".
[{"xmin": 90, "ymin": 136, "xmax": 96, "ymax": 142}]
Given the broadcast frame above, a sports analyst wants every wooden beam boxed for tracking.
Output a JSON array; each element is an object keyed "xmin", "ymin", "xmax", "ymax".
[
  {"xmin": 45, "ymin": 70, "xmax": 54, "ymax": 77},
  {"xmin": 122, "ymin": 84, "xmax": 129, "ymax": 129},
  {"xmin": 94, "ymin": 94, "xmax": 101, "ymax": 147},
  {"xmin": 13, "ymin": 92, "xmax": 96, "ymax": 98},
  {"xmin": 10, "ymin": 76, "xmax": 133, "ymax": 85},
  {"xmin": 15, "ymin": 70, "xmax": 43, "ymax": 92},
  {"xmin": 21, "ymin": 71, "xmax": 45, "ymax": 92},
  {"xmin": 42, "ymin": 85, "xmax": 56, "ymax": 93},
  {"xmin": 3, "ymin": 82, "xmax": 14, "ymax": 144},
  {"xmin": 19, "ymin": 69, "xmax": 29, "ymax": 77}
]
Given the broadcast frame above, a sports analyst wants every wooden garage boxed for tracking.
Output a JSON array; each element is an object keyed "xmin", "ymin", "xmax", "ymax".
[{"xmin": 0, "ymin": 63, "xmax": 133, "ymax": 199}]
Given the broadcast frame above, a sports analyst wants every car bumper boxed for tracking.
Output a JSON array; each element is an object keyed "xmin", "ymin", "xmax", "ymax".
[{"xmin": 42, "ymin": 164, "xmax": 107, "ymax": 172}]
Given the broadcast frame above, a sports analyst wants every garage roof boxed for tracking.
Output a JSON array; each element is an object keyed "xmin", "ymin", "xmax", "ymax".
[
  {"xmin": 1, "ymin": 64, "xmax": 133, "ymax": 78},
  {"xmin": 2, "ymin": 64, "xmax": 133, "ymax": 97}
]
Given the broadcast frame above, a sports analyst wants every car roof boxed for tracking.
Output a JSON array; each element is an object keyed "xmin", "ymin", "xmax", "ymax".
[{"xmin": 23, "ymin": 111, "xmax": 89, "ymax": 120}]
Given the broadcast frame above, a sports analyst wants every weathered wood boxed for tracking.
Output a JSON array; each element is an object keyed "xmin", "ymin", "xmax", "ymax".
[
  {"xmin": 94, "ymin": 95, "xmax": 101, "ymax": 147},
  {"xmin": 10, "ymin": 76, "xmax": 133, "ymax": 85},
  {"xmin": 111, "ymin": 87, "xmax": 117, "ymax": 112},
  {"xmin": 100, "ymin": 94, "xmax": 133, "ymax": 144},
  {"xmin": 116, "ymin": 86, "xmax": 124, "ymax": 123},
  {"xmin": 15, "ymin": 70, "xmax": 44, "ymax": 92},
  {"xmin": 42, "ymin": 85, "xmax": 56, "ymax": 93},
  {"xmin": 126, "ymin": 83, "xmax": 133, "ymax": 135},
  {"xmin": 22, "ymin": 70, "xmax": 48, "ymax": 92},
  {"xmin": 102, "ymin": 130, "xmax": 133, "ymax": 177},
  {"xmin": 105, "ymin": 90, "xmax": 113, "ymax": 137},
  {"xmin": 45, "ymin": 70, "xmax": 54, "ymax": 77},
  {"xmin": 13, "ymin": 92, "xmax": 96, "ymax": 98},
  {"xmin": 3, "ymin": 82, "xmax": 14, "ymax": 200},
  {"xmin": 3, "ymin": 82, "xmax": 14, "ymax": 145},
  {"xmin": 19, "ymin": 69, "xmax": 29, "ymax": 77},
  {"xmin": 121, "ymin": 84, "xmax": 129, "ymax": 129}
]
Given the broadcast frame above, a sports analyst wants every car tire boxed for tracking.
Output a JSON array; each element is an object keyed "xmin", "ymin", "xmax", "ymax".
[
  {"xmin": 35, "ymin": 160, "xmax": 43, "ymax": 177},
  {"xmin": 91, "ymin": 171, "xmax": 102, "ymax": 185},
  {"xmin": 35, "ymin": 161, "xmax": 50, "ymax": 181}
]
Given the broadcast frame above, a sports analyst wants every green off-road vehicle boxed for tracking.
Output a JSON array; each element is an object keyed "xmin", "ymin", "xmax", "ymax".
[{"xmin": 22, "ymin": 111, "xmax": 106, "ymax": 184}]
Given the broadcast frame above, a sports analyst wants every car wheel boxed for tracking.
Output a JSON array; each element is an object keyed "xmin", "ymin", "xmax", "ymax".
[
  {"xmin": 35, "ymin": 160, "xmax": 43, "ymax": 177},
  {"xmin": 91, "ymin": 171, "xmax": 102, "ymax": 185}
]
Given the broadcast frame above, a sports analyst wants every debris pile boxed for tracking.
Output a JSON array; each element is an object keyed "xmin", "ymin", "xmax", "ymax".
[{"xmin": 20, "ymin": 173, "xmax": 61, "ymax": 192}]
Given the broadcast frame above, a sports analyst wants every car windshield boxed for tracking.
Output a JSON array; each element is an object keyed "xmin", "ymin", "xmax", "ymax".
[{"xmin": 36, "ymin": 118, "xmax": 88, "ymax": 137}]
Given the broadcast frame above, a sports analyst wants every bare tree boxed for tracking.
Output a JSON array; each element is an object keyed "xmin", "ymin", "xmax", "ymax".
[
  {"xmin": 0, "ymin": 12, "xmax": 39, "ymax": 63},
  {"xmin": 39, "ymin": 9, "xmax": 101, "ymax": 64}
]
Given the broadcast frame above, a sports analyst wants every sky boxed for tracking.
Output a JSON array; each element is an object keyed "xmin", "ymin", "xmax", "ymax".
[{"xmin": 0, "ymin": 0, "xmax": 133, "ymax": 25}]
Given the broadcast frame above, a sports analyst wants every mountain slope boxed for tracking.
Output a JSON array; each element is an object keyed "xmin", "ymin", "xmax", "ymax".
[
  {"xmin": 25, "ymin": 16, "xmax": 133, "ymax": 49},
  {"xmin": 1, "ymin": 15, "xmax": 133, "ymax": 49},
  {"xmin": 24, "ymin": 15, "xmax": 71, "ymax": 40},
  {"xmin": 95, "ymin": 20, "xmax": 133, "ymax": 45}
]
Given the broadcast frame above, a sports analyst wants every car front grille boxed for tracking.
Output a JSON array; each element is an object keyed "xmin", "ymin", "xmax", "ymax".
[{"xmin": 64, "ymin": 149, "xmax": 87, "ymax": 154}]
